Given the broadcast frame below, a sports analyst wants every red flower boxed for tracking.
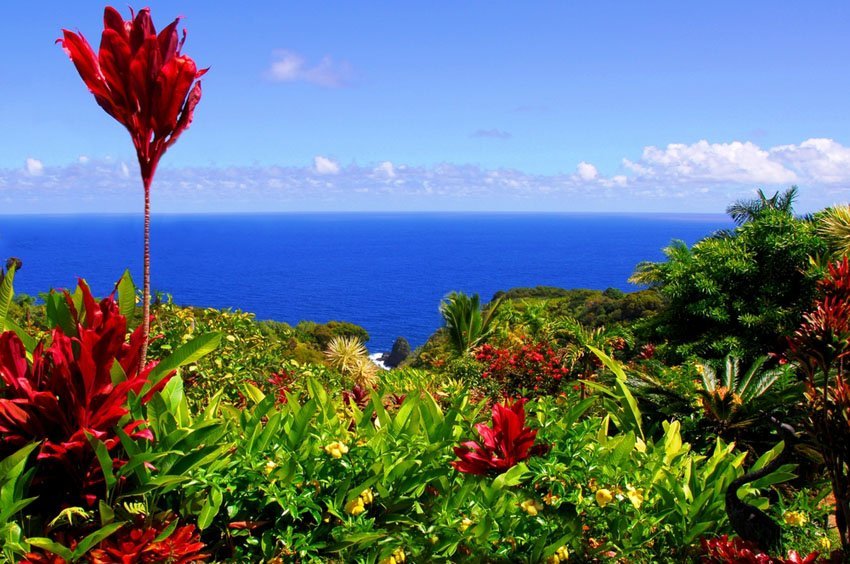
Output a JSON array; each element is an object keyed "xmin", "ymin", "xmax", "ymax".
[
  {"xmin": 58, "ymin": 7, "xmax": 206, "ymax": 186},
  {"xmin": 452, "ymin": 398, "xmax": 541, "ymax": 475},
  {"xmin": 0, "ymin": 280, "xmax": 171, "ymax": 506},
  {"xmin": 699, "ymin": 535, "xmax": 819, "ymax": 564},
  {"xmin": 88, "ymin": 520, "xmax": 207, "ymax": 564}
]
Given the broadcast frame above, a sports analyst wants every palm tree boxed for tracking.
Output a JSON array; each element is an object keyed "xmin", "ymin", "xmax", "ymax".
[
  {"xmin": 726, "ymin": 186, "xmax": 798, "ymax": 225},
  {"xmin": 629, "ymin": 239, "xmax": 692, "ymax": 286},
  {"xmin": 440, "ymin": 292, "xmax": 503, "ymax": 354}
]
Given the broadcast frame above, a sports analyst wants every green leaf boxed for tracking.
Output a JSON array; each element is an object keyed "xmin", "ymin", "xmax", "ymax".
[
  {"xmin": 142, "ymin": 332, "xmax": 222, "ymax": 396},
  {"xmin": 117, "ymin": 269, "xmax": 137, "ymax": 327},
  {"xmin": 198, "ymin": 487, "xmax": 223, "ymax": 530},
  {"xmin": 27, "ymin": 538, "xmax": 73, "ymax": 561},
  {"xmin": 98, "ymin": 500, "xmax": 115, "ymax": 526},
  {"xmin": 492, "ymin": 462, "xmax": 529, "ymax": 490},
  {"xmin": 87, "ymin": 435, "xmax": 116, "ymax": 491},
  {"xmin": 3, "ymin": 317, "xmax": 36, "ymax": 354},
  {"xmin": 71, "ymin": 522, "xmax": 125, "ymax": 560},
  {"xmin": 0, "ymin": 263, "xmax": 15, "ymax": 328}
]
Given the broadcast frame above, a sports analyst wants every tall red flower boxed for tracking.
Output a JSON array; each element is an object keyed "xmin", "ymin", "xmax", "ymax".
[
  {"xmin": 452, "ymin": 398, "xmax": 542, "ymax": 475},
  {"xmin": 58, "ymin": 7, "xmax": 205, "ymax": 185},
  {"xmin": 58, "ymin": 7, "xmax": 207, "ymax": 366}
]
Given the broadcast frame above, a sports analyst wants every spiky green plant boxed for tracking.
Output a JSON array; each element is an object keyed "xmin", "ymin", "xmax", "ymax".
[
  {"xmin": 324, "ymin": 335, "xmax": 377, "ymax": 386},
  {"xmin": 439, "ymin": 292, "xmax": 502, "ymax": 354},
  {"xmin": 817, "ymin": 204, "xmax": 850, "ymax": 259},
  {"xmin": 696, "ymin": 355, "xmax": 799, "ymax": 433}
]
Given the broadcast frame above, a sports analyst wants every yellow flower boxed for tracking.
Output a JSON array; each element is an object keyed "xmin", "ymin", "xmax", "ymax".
[
  {"xmin": 626, "ymin": 485, "xmax": 644, "ymax": 509},
  {"xmin": 324, "ymin": 441, "xmax": 349, "ymax": 459},
  {"xmin": 817, "ymin": 536, "xmax": 831, "ymax": 550},
  {"xmin": 783, "ymin": 510, "xmax": 807, "ymax": 527},
  {"xmin": 520, "ymin": 499, "xmax": 544, "ymax": 516},
  {"xmin": 264, "ymin": 460, "xmax": 277, "ymax": 474},
  {"xmin": 344, "ymin": 497, "xmax": 366, "ymax": 516},
  {"xmin": 359, "ymin": 488, "xmax": 374, "ymax": 505},
  {"xmin": 546, "ymin": 545, "xmax": 570, "ymax": 563},
  {"xmin": 595, "ymin": 488, "xmax": 614, "ymax": 507},
  {"xmin": 635, "ymin": 437, "xmax": 647, "ymax": 453},
  {"xmin": 460, "ymin": 517, "xmax": 474, "ymax": 532},
  {"xmin": 379, "ymin": 548, "xmax": 406, "ymax": 564}
]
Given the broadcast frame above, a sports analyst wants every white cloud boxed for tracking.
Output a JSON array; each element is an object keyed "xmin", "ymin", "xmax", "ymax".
[
  {"xmin": 25, "ymin": 158, "xmax": 43, "ymax": 176},
  {"xmin": 623, "ymin": 140, "xmax": 796, "ymax": 184},
  {"xmin": 576, "ymin": 161, "xmax": 598, "ymax": 181},
  {"xmin": 374, "ymin": 161, "xmax": 396, "ymax": 178},
  {"xmin": 5, "ymin": 137, "xmax": 850, "ymax": 214},
  {"xmin": 266, "ymin": 50, "xmax": 352, "ymax": 88},
  {"xmin": 78, "ymin": 155, "xmax": 90, "ymax": 164},
  {"xmin": 314, "ymin": 155, "xmax": 340, "ymax": 175},
  {"xmin": 770, "ymin": 138, "xmax": 850, "ymax": 184}
]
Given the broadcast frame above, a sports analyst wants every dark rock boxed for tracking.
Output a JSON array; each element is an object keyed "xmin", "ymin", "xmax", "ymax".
[{"xmin": 384, "ymin": 337, "xmax": 411, "ymax": 368}]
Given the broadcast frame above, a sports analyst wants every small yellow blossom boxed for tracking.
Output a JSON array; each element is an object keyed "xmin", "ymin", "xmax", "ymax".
[
  {"xmin": 359, "ymin": 488, "xmax": 374, "ymax": 505},
  {"xmin": 546, "ymin": 545, "xmax": 570, "ymax": 563},
  {"xmin": 344, "ymin": 497, "xmax": 365, "ymax": 516},
  {"xmin": 817, "ymin": 536, "xmax": 831, "ymax": 550},
  {"xmin": 783, "ymin": 510, "xmax": 807, "ymax": 527},
  {"xmin": 626, "ymin": 485, "xmax": 644, "ymax": 509},
  {"xmin": 324, "ymin": 441, "xmax": 349, "ymax": 459},
  {"xmin": 635, "ymin": 437, "xmax": 647, "ymax": 453},
  {"xmin": 595, "ymin": 488, "xmax": 614, "ymax": 507},
  {"xmin": 379, "ymin": 548, "xmax": 406, "ymax": 564},
  {"xmin": 460, "ymin": 517, "xmax": 474, "ymax": 532},
  {"xmin": 520, "ymin": 499, "xmax": 544, "ymax": 516},
  {"xmin": 264, "ymin": 460, "xmax": 277, "ymax": 474}
]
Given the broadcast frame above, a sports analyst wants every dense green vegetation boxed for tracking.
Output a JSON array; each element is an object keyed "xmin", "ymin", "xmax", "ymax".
[{"xmin": 2, "ymin": 195, "xmax": 850, "ymax": 562}]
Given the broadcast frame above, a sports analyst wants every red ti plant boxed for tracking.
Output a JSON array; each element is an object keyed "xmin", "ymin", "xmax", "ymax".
[
  {"xmin": 22, "ymin": 517, "xmax": 207, "ymax": 564},
  {"xmin": 700, "ymin": 535, "xmax": 819, "ymax": 564},
  {"xmin": 58, "ymin": 7, "xmax": 207, "ymax": 365},
  {"xmin": 87, "ymin": 519, "xmax": 208, "ymax": 564},
  {"xmin": 0, "ymin": 281, "xmax": 171, "ymax": 507},
  {"xmin": 452, "ymin": 398, "xmax": 545, "ymax": 475},
  {"xmin": 786, "ymin": 258, "xmax": 850, "ymax": 552}
]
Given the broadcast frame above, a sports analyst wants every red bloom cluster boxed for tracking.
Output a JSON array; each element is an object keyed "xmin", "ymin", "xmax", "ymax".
[
  {"xmin": 22, "ymin": 519, "xmax": 207, "ymax": 564},
  {"xmin": 58, "ymin": 7, "xmax": 206, "ymax": 187},
  {"xmin": 476, "ymin": 342, "xmax": 568, "ymax": 397},
  {"xmin": 452, "ymin": 398, "xmax": 544, "ymax": 475},
  {"xmin": 700, "ymin": 535, "xmax": 818, "ymax": 564},
  {"xmin": 0, "ymin": 281, "xmax": 170, "ymax": 505},
  {"xmin": 89, "ymin": 521, "xmax": 207, "ymax": 563}
]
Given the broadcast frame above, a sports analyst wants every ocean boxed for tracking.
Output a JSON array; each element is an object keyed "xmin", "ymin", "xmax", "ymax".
[{"xmin": 0, "ymin": 213, "xmax": 730, "ymax": 352}]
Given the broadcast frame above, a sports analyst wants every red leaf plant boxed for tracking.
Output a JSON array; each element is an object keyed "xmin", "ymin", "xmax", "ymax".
[
  {"xmin": 22, "ymin": 517, "xmax": 207, "ymax": 564},
  {"xmin": 452, "ymin": 398, "xmax": 546, "ymax": 475},
  {"xmin": 0, "ymin": 281, "xmax": 171, "ymax": 507},
  {"xmin": 785, "ymin": 258, "xmax": 850, "ymax": 552},
  {"xmin": 88, "ymin": 520, "xmax": 207, "ymax": 564},
  {"xmin": 700, "ymin": 535, "xmax": 819, "ymax": 564},
  {"xmin": 58, "ymin": 6, "xmax": 207, "ymax": 366}
]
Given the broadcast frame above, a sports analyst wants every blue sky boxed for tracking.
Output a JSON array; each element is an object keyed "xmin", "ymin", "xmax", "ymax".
[{"xmin": 2, "ymin": 1, "xmax": 850, "ymax": 213}]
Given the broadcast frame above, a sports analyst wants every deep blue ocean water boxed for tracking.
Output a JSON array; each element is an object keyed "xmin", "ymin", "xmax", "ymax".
[{"xmin": 0, "ymin": 213, "xmax": 730, "ymax": 352}]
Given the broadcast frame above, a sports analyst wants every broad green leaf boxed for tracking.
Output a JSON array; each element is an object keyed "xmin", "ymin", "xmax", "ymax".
[
  {"xmin": 0, "ymin": 264, "xmax": 15, "ymax": 328},
  {"xmin": 142, "ymin": 332, "xmax": 222, "ymax": 396},
  {"xmin": 198, "ymin": 487, "xmax": 223, "ymax": 530},
  {"xmin": 492, "ymin": 462, "xmax": 529, "ymax": 490},
  {"xmin": 71, "ymin": 522, "xmax": 125, "ymax": 560},
  {"xmin": 3, "ymin": 318, "xmax": 35, "ymax": 354},
  {"xmin": 27, "ymin": 538, "xmax": 73, "ymax": 561},
  {"xmin": 117, "ymin": 269, "xmax": 137, "ymax": 326}
]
